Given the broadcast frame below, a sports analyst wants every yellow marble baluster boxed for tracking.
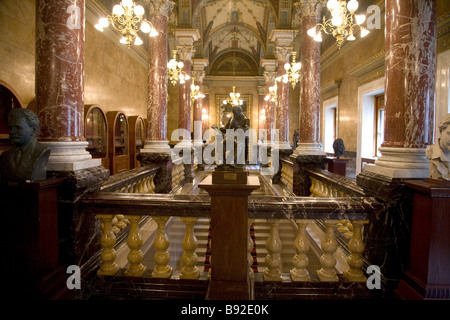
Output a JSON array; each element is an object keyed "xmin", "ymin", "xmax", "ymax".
[
  {"xmin": 124, "ymin": 215, "xmax": 146, "ymax": 277},
  {"xmin": 263, "ymin": 219, "xmax": 283, "ymax": 281},
  {"xmin": 343, "ymin": 220, "xmax": 369, "ymax": 282},
  {"xmin": 152, "ymin": 216, "xmax": 172, "ymax": 278},
  {"xmin": 248, "ymin": 219, "xmax": 255, "ymax": 280},
  {"xmin": 317, "ymin": 220, "xmax": 339, "ymax": 282},
  {"xmin": 115, "ymin": 214, "xmax": 127, "ymax": 229},
  {"xmin": 290, "ymin": 219, "xmax": 312, "ymax": 281},
  {"xmin": 180, "ymin": 217, "xmax": 200, "ymax": 279},
  {"xmin": 97, "ymin": 214, "xmax": 118, "ymax": 276}
]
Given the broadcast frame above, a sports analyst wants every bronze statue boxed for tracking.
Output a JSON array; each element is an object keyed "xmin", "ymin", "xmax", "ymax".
[
  {"xmin": 212, "ymin": 105, "xmax": 250, "ymax": 168},
  {"xmin": 0, "ymin": 108, "xmax": 50, "ymax": 182},
  {"xmin": 426, "ymin": 113, "xmax": 450, "ymax": 180},
  {"xmin": 333, "ymin": 138, "xmax": 345, "ymax": 159}
]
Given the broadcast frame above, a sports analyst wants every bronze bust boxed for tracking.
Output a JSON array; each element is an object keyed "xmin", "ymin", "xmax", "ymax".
[{"xmin": 0, "ymin": 108, "xmax": 50, "ymax": 182}]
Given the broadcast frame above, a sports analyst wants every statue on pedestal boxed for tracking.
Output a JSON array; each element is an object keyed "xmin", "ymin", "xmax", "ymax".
[
  {"xmin": 212, "ymin": 105, "xmax": 250, "ymax": 171},
  {"xmin": 0, "ymin": 108, "xmax": 50, "ymax": 182},
  {"xmin": 333, "ymin": 138, "xmax": 345, "ymax": 159},
  {"xmin": 426, "ymin": 113, "xmax": 450, "ymax": 181}
]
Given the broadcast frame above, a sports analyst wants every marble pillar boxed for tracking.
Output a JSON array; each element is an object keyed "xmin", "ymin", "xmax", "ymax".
[
  {"xmin": 138, "ymin": 0, "xmax": 175, "ymax": 193},
  {"xmin": 293, "ymin": 0, "xmax": 325, "ymax": 157},
  {"xmin": 261, "ymin": 59, "xmax": 277, "ymax": 145},
  {"xmin": 269, "ymin": 30, "xmax": 294, "ymax": 153},
  {"xmin": 192, "ymin": 59, "xmax": 208, "ymax": 143},
  {"xmin": 365, "ymin": 0, "xmax": 436, "ymax": 178},
  {"xmin": 141, "ymin": 0, "xmax": 174, "ymax": 154},
  {"xmin": 35, "ymin": 0, "xmax": 100, "ymax": 171}
]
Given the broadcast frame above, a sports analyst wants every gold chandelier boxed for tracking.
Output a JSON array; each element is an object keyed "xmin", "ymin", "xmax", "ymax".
[
  {"xmin": 191, "ymin": 78, "xmax": 205, "ymax": 102},
  {"xmin": 95, "ymin": 0, "xmax": 159, "ymax": 48},
  {"xmin": 307, "ymin": 0, "xmax": 369, "ymax": 49},
  {"xmin": 223, "ymin": 86, "xmax": 243, "ymax": 106},
  {"xmin": 167, "ymin": 50, "xmax": 190, "ymax": 85},
  {"xmin": 264, "ymin": 83, "xmax": 277, "ymax": 103},
  {"xmin": 276, "ymin": 51, "xmax": 301, "ymax": 89}
]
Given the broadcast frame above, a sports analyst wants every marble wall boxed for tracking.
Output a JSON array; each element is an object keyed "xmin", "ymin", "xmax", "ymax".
[
  {"xmin": 0, "ymin": 0, "xmax": 35, "ymax": 106},
  {"xmin": 320, "ymin": 25, "xmax": 385, "ymax": 153},
  {"xmin": 0, "ymin": 0, "xmax": 147, "ymax": 119}
]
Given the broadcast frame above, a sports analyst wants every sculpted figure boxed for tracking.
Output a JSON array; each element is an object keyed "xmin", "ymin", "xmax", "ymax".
[
  {"xmin": 426, "ymin": 113, "xmax": 450, "ymax": 181},
  {"xmin": 212, "ymin": 105, "xmax": 250, "ymax": 167},
  {"xmin": 0, "ymin": 108, "xmax": 50, "ymax": 182}
]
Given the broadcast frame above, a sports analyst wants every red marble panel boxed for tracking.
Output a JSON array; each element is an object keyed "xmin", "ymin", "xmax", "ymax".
[
  {"xmin": 178, "ymin": 60, "xmax": 192, "ymax": 133},
  {"xmin": 276, "ymin": 61, "xmax": 289, "ymax": 143}
]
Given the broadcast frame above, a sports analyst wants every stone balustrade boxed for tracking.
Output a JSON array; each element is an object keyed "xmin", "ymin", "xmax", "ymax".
[{"xmin": 81, "ymin": 188, "xmax": 383, "ymax": 294}]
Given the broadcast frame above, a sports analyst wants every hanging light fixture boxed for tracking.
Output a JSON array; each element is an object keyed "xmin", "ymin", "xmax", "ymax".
[
  {"xmin": 276, "ymin": 51, "xmax": 301, "ymax": 89},
  {"xmin": 167, "ymin": 50, "xmax": 190, "ymax": 85},
  {"xmin": 94, "ymin": 0, "xmax": 159, "ymax": 49},
  {"xmin": 307, "ymin": 0, "xmax": 369, "ymax": 49},
  {"xmin": 191, "ymin": 78, "xmax": 205, "ymax": 102},
  {"xmin": 264, "ymin": 83, "xmax": 277, "ymax": 103},
  {"xmin": 223, "ymin": 29, "xmax": 243, "ymax": 107}
]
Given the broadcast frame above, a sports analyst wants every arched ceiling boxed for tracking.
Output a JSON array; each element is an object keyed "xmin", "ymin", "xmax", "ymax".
[{"xmin": 169, "ymin": 0, "xmax": 298, "ymax": 76}]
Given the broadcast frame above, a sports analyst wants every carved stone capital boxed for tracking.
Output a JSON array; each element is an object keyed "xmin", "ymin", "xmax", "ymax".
[
  {"xmin": 263, "ymin": 71, "xmax": 277, "ymax": 83},
  {"xmin": 295, "ymin": 0, "xmax": 324, "ymax": 18},
  {"xmin": 192, "ymin": 70, "xmax": 205, "ymax": 82},
  {"xmin": 147, "ymin": 0, "xmax": 175, "ymax": 17},
  {"xmin": 177, "ymin": 45, "xmax": 195, "ymax": 61},
  {"xmin": 275, "ymin": 46, "xmax": 292, "ymax": 62}
]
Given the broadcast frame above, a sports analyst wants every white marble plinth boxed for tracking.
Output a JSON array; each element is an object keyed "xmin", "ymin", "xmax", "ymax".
[
  {"xmin": 292, "ymin": 142, "xmax": 326, "ymax": 156},
  {"xmin": 41, "ymin": 141, "xmax": 101, "ymax": 172},
  {"xmin": 141, "ymin": 140, "xmax": 171, "ymax": 154},
  {"xmin": 364, "ymin": 147, "xmax": 430, "ymax": 178},
  {"xmin": 271, "ymin": 140, "xmax": 292, "ymax": 151}
]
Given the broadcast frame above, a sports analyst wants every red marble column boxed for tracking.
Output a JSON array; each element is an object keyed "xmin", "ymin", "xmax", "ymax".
[
  {"xmin": 202, "ymin": 94, "xmax": 210, "ymax": 135},
  {"xmin": 383, "ymin": 0, "xmax": 436, "ymax": 149},
  {"xmin": 36, "ymin": 0, "xmax": 85, "ymax": 142},
  {"xmin": 298, "ymin": 9, "xmax": 322, "ymax": 153},
  {"xmin": 261, "ymin": 59, "xmax": 278, "ymax": 146},
  {"xmin": 178, "ymin": 58, "xmax": 192, "ymax": 134},
  {"xmin": 258, "ymin": 86, "xmax": 266, "ymax": 141},
  {"xmin": 276, "ymin": 57, "xmax": 290, "ymax": 147},
  {"xmin": 363, "ymin": 0, "xmax": 436, "ymax": 178},
  {"xmin": 144, "ymin": 1, "xmax": 174, "ymax": 150}
]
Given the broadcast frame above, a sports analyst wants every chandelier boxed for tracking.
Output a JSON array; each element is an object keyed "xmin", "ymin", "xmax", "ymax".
[
  {"xmin": 191, "ymin": 79, "xmax": 205, "ymax": 102},
  {"xmin": 276, "ymin": 51, "xmax": 301, "ymax": 89},
  {"xmin": 307, "ymin": 0, "xmax": 369, "ymax": 49},
  {"xmin": 222, "ymin": 86, "xmax": 243, "ymax": 106},
  {"xmin": 264, "ymin": 84, "xmax": 277, "ymax": 103},
  {"xmin": 94, "ymin": 0, "xmax": 159, "ymax": 48},
  {"xmin": 167, "ymin": 50, "xmax": 190, "ymax": 85}
]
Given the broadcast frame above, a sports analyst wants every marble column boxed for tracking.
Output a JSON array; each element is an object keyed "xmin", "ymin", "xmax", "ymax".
[
  {"xmin": 269, "ymin": 30, "xmax": 294, "ymax": 153},
  {"xmin": 202, "ymin": 89, "xmax": 210, "ymax": 136},
  {"xmin": 364, "ymin": 0, "xmax": 436, "ymax": 178},
  {"xmin": 260, "ymin": 59, "xmax": 277, "ymax": 145},
  {"xmin": 35, "ymin": 0, "xmax": 100, "ymax": 171},
  {"xmin": 293, "ymin": 0, "xmax": 325, "ymax": 156},
  {"xmin": 192, "ymin": 59, "xmax": 208, "ymax": 143},
  {"xmin": 138, "ymin": 0, "xmax": 175, "ymax": 193},
  {"xmin": 140, "ymin": 0, "xmax": 174, "ymax": 154}
]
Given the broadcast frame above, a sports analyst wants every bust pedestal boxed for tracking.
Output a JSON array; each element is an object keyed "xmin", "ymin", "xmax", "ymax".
[
  {"xmin": 199, "ymin": 174, "xmax": 260, "ymax": 300},
  {"xmin": 326, "ymin": 157, "xmax": 350, "ymax": 177},
  {"xmin": 395, "ymin": 179, "xmax": 450, "ymax": 299}
]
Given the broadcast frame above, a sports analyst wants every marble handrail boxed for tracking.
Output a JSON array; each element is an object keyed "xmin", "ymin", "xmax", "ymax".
[{"xmin": 81, "ymin": 191, "xmax": 384, "ymax": 285}]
